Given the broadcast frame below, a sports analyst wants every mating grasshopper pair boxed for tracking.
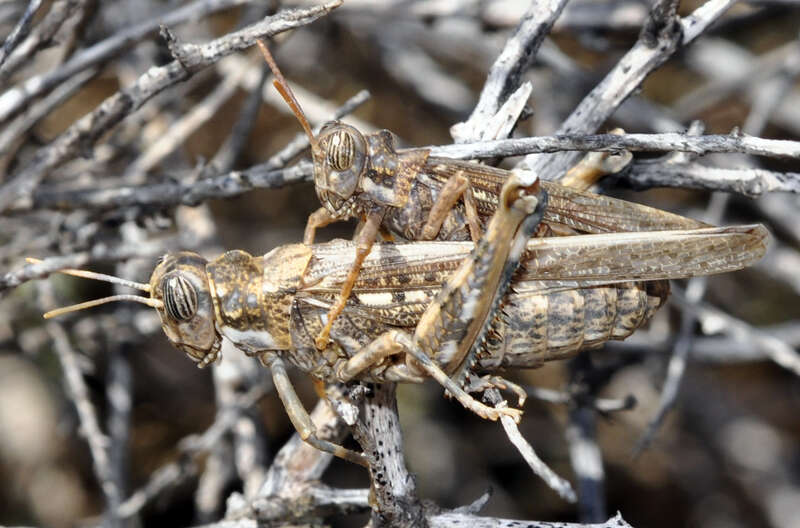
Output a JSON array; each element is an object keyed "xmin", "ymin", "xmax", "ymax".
[
  {"xmin": 39, "ymin": 179, "xmax": 767, "ymax": 466},
  {"xmin": 38, "ymin": 42, "xmax": 768, "ymax": 466}
]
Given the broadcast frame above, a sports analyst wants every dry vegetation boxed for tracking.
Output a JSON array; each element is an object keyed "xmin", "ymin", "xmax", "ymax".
[{"xmin": 1, "ymin": 1, "xmax": 799, "ymax": 527}]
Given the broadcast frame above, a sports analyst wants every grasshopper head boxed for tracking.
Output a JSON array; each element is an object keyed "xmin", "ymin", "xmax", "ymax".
[
  {"xmin": 313, "ymin": 122, "xmax": 368, "ymax": 214},
  {"xmin": 39, "ymin": 252, "xmax": 223, "ymax": 368},
  {"xmin": 149, "ymin": 252, "xmax": 221, "ymax": 368},
  {"xmin": 255, "ymin": 40, "xmax": 367, "ymax": 216}
]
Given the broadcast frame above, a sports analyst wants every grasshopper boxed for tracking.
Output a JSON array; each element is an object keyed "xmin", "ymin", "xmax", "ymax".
[
  {"xmin": 38, "ymin": 173, "xmax": 768, "ymax": 466},
  {"xmin": 255, "ymin": 41, "xmax": 704, "ymax": 351}
]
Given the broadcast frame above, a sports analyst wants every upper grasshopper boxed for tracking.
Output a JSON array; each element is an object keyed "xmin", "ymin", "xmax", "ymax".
[
  {"xmin": 38, "ymin": 172, "xmax": 768, "ymax": 466},
  {"xmin": 255, "ymin": 41, "xmax": 707, "ymax": 351}
]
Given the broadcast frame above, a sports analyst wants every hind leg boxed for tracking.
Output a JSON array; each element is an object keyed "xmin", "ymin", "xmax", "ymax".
[{"xmin": 343, "ymin": 330, "xmax": 522, "ymax": 423}]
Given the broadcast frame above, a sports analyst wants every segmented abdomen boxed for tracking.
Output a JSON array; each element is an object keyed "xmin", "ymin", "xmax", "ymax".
[{"xmin": 482, "ymin": 280, "xmax": 669, "ymax": 369}]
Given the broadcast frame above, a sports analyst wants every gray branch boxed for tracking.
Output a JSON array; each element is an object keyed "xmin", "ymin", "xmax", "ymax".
[
  {"xmin": 516, "ymin": 0, "xmax": 733, "ymax": 181},
  {"xmin": 44, "ymin": 301, "xmax": 122, "ymax": 525},
  {"xmin": 428, "ymin": 132, "xmax": 800, "ymax": 162},
  {"xmin": 451, "ymin": 0, "xmax": 569, "ymax": 142},
  {"xmin": 485, "ymin": 388, "xmax": 577, "ymax": 503},
  {"xmin": 0, "ymin": 0, "xmax": 252, "ymax": 121},
  {"xmin": 12, "ymin": 86, "xmax": 369, "ymax": 213},
  {"xmin": 673, "ymin": 288, "xmax": 800, "ymax": 377},
  {"xmin": 622, "ymin": 160, "xmax": 800, "ymax": 196},
  {"xmin": 0, "ymin": 0, "xmax": 44, "ymax": 68},
  {"xmin": 0, "ymin": 0, "xmax": 85, "ymax": 85},
  {"xmin": 339, "ymin": 383, "xmax": 427, "ymax": 527},
  {"xmin": 0, "ymin": 1, "xmax": 341, "ymax": 213}
]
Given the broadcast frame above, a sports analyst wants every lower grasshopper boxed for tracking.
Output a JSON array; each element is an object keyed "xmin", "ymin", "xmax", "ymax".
[
  {"xmin": 38, "ymin": 174, "xmax": 768, "ymax": 465},
  {"xmin": 256, "ymin": 41, "xmax": 707, "ymax": 351}
]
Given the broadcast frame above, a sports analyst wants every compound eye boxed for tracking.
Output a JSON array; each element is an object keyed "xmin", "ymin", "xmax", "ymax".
[
  {"xmin": 162, "ymin": 274, "xmax": 198, "ymax": 321},
  {"xmin": 326, "ymin": 129, "xmax": 356, "ymax": 171}
]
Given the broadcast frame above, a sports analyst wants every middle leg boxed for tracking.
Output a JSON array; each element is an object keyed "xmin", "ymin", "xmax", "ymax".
[{"xmin": 421, "ymin": 173, "xmax": 482, "ymax": 242}]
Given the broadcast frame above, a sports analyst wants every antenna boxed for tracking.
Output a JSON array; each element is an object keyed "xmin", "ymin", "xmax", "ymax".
[
  {"xmin": 26, "ymin": 258, "xmax": 163, "ymax": 318},
  {"xmin": 26, "ymin": 258, "xmax": 151, "ymax": 291},
  {"xmin": 44, "ymin": 295, "xmax": 164, "ymax": 319},
  {"xmin": 255, "ymin": 39, "xmax": 320, "ymax": 155}
]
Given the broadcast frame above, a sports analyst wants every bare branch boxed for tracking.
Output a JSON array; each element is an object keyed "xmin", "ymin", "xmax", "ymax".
[
  {"xmin": 0, "ymin": 67, "xmax": 96, "ymax": 161},
  {"xmin": 342, "ymin": 383, "xmax": 427, "ymax": 527},
  {"xmin": 451, "ymin": 0, "xmax": 569, "ymax": 142},
  {"xmin": 622, "ymin": 161, "xmax": 800, "ymax": 196},
  {"xmin": 1, "ymin": 243, "xmax": 160, "ymax": 294},
  {"xmin": 0, "ymin": 0, "xmax": 253, "ymax": 122},
  {"xmin": 0, "ymin": 1, "xmax": 342, "ymax": 213},
  {"xmin": 0, "ymin": 0, "xmax": 44, "ymax": 68},
  {"xmin": 485, "ymin": 388, "xmax": 576, "ymax": 503},
  {"xmin": 242, "ymin": 385, "xmax": 366, "ymax": 524},
  {"xmin": 123, "ymin": 58, "xmax": 248, "ymax": 181},
  {"xmin": 118, "ymin": 382, "xmax": 268, "ymax": 519},
  {"xmin": 13, "ymin": 86, "xmax": 369, "ymax": 214},
  {"xmin": 673, "ymin": 289, "xmax": 800, "ymax": 377},
  {"xmin": 516, "ymin": 0, "xmax": 734, "ymax": 182},
  {"xmin": 44, "ymin": 301, "xmax": 121, "ymax": 524},
  {"xmin": 428, "ymin": 132, "xmax": 800, "ymax": 162},
  {"xmin": 0, "ymin": 0, "xmax": 85, "ymax": 85},
  {"xmin": 428, "ymin": 511, "xmax": 635, "ymax": 528}
]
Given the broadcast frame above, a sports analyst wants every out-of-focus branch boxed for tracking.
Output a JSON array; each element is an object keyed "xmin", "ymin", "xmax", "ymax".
[
  {"xmin": 0, "ymin": 0, "xmax": 44, "ymax": 68},
  {"xmin": 123, "ymin": 58, "xmax": 248, "ymax": 181},
  {"xmin": 0, "ymin": 67, "xmax": 96, "ymax": 162},
  {"xmin": 0, "ymin": 1, "xmax": 342, "ymax": 213},
  {"xmin": 11, "ymin": 85, "xmax": 369, "ymax": 214},
  {"xmin": 42, "ymin": 284, "xmax": 122, "ymax": 525},
  {"xmin": 1, "ymin": 242, "xmax": 165, "ymax": 294},
  {"xmin": 117, "ymin": 383, "xmax": 268, "ymax": 519},
  {"xmin": 0, "ymin": 0, "xmax": 253, "ymax": 121},
  {"xmin": 0, "ymin": 0, "xmax": 85, "ymax": 85},
  {"xmin": 234, "ymin": 385, "xmax": 367, "ymax": 524},
  {"xmin": 673, "ymin": 288, "xmax": 800, "ymax": 377}
]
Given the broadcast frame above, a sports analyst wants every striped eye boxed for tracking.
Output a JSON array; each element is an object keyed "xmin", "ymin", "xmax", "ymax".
[
  {"xmin": 326, "ymin": 129, "xmax": 355, "ymax": 171},
  {"xmin": 163, "ymin": 274, "xmax": 198, "ymax": 321}
]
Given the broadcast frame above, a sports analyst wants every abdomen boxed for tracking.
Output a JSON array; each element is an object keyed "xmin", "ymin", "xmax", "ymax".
[{"xmin": 482, "ymin": 281, "xmax": 669, "ymax": 369}]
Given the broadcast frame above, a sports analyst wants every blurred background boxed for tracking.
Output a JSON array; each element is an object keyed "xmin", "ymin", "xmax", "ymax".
[{"xmin": 1, "ymin": 1, "xmax": 799, "ymax": 527}]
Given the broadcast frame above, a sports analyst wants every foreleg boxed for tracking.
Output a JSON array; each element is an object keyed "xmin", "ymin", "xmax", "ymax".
[
  {"xmin": 315, "ymin": 208, "xmax": 383, "ymax": 350},
  {"xmin": 263, "ymin": 353, "xmax": 368, "ymax": 467},
  {"xmin": 304, "ymin": 207, "xmax": 340, "ymax": 245}
]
